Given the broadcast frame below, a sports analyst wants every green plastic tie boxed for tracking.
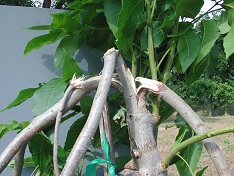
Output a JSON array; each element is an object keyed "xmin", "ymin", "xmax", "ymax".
[{"xmin": 86, "ymin": 131, "xmax": 116, "ymax": 176}]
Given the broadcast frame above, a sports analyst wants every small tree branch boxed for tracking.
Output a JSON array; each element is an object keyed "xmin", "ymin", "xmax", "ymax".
[
  {"xmin": 60, "ymin": 48, "xmax": 118, "ymax": 176},
  {"xmin": 162, "ymin": 126, "xmax": 234, "ymax": 168},
  {"xmin": 54, "ymin": 85, "xmax": 74, "ymax": 176},
  {"xmin": 0, "ymin": 77, "xmax": 122, "ymax": 173},
  {"xmin": 12, "ymin": 144, "xmax": 27, "ymax": 176},
  {"xmin": 135, "ymin": 77, "xmax": 232, "ymax": 176}
]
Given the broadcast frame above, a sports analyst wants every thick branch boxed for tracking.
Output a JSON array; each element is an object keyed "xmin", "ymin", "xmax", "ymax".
[
  {"xmin": 0, "ymin": 77, "xmax": 122, "ymax": 173},
  {"xmin": 116, "ymin": 55, "xmax": 167, "ymax": 175},
  {"xmin": 136, "ymin": 78, "xmax": 232, "ymax": 176},
  {"xmin": 60, "ymin": 48, "xmax": 118, "ymax": 176}
]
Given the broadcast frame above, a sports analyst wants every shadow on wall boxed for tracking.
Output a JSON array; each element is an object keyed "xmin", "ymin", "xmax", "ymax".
[{"xmin": 41, "ymin": 44, "xmax": 104, "ymax": 77}]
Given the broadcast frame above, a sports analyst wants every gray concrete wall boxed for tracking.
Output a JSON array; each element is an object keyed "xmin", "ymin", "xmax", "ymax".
[{"xmin": 0, "ymin": 5, "xmax": 109, "ymax": 175}]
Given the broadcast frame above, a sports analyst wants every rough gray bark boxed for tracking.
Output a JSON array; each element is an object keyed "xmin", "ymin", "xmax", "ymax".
[{"xmin": 116, "ymin": 55, "xmax": 167, "ymax": 175}]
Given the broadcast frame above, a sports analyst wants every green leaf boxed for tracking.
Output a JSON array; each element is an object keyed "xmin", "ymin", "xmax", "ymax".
[
  {"xmin": 196, "ymin": 166, "xmax": 208, "ymax": 176},
  {"xmin": 222, "ymin": 0, "xmax": 234, "ymax": 10},
  {"xmin": 57, "ymin": 146, "xmax": 68, "ymax": 166},
  {"xmin": 204, "ymin": 45, "xmax": 220, "ymax": 79},
  {"xmin": 62, "ymin": 53, "xmax": 83, "ymax": 79},
  {"xmin": 177, "ymin": 31, "xmax": 200, "ymax": 72},
  {"xmin": 64, "ymin": 116, "xmax": 87, "ymax": 151},
  {"xmin": 196, "ymin": 20, "xmax": 220, "ymax": 63},
  {"xmin": 224, "ymin": 24, "xmax": 234, "ymax": 58},
  {"xmin": 115, "ymin": 155, "xmax": 131, "ymax": 172},
  {"xmin": 152, "ymin": 21, "xmax": 164, "ymax": 48},
  {"xmin": 104, "ymin": 0, "xmax": 122, "ymax": 38},
  {"xmin": 176, "ymin": 0, "xmax": 204, "ymax": 19},
  {"xmin": 1, "ymin": 88, "xmax": 38, "ymax": 112},
  {"xmin": 176, "ymin": 141, "xmax": 203, "ymax": 176},
  {"xmin": 80, "ymin": 95, "xmax": 93, "ymax": 115},
  {"xmin": 219, "ymin": 21, "xmax": 231, "ymax": 34},
  {"xmin": 141, "ymin": 21, "xmax": 164, "ymax": 50},
  {"xmin": 0, "ymin": 120, "xmax": 21, "ymax": 139},
  {"xmin": 24, "ymin": 31, "xmax": 66, "ymax": 55},
  {"xmin": 227, "ymin": 9, "xmax": 234, "ymax": 26},
  {"xmin": 117, "ymin": 0, "xmax": 144, "ymax": 53},
  {"xmin": 54, "ymin": 32, "xmax": 84, "ymax": 71},
  {"xmin": 50, "ymin": 12, "xmax": 81, "ymax": 31},
  {"xmin": 186, "ymin": 55, "xmax": 209, "ymax": 86},
  {"xmin": 86, "ymin": 29, "xmax": 115, "ymax": 51},
  {"xmin": 28, "ymin": 133, "xmax": 53, "ymax": 173},
  {"xmin": 161, "ymin": 10, "xmax": 176, "ymax": 28},
  {"xmin": 32, "ymin": 78, "xmax": 68, "ymax": 117},
  {"xmin": 25, "ymin": 25, "xmax": 51, "ymax": 30}
]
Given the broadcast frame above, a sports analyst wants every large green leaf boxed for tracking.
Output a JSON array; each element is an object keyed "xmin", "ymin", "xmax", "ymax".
[
  {"xmin": 1, "ymin": 88, "xmax": 38, "ymax": 112},
  {"xmin": 196, "ymin": 20, "xmax": 220, "ymax": 63},
  {"xmin": 224, "ymin": 24, "xmax": 234, "ymax": 58},
  {"xmin": 28, "ymin": 133, "xmax": 53, "ymax": 173},
  {"xmin": 117, "ymin": 0, "xmax": 144, "ymax": 53},
  {"xmin": 64, "ymin": 116, "xmax": 87, "ymax": 151},
  {"xmin": 32, "ymin": 78, "xmax": 68, "ymax": 117},
  {"xmin": 24, "ymin": 31, "xmax": 66, "ymax": 55},
  {"xmin": 176, "ymin": 141, "xmax": 203, "ymax": 176},
  {"xmin": 62, "ymin": 53, "xmax": 83, "ymax": 79},
  {"xmin": 177, "ymin": 31, "xmax": 200, "ymax": 72},
  {"xmin": 104, "ymin": 0, "xmax": 122, "ymax": 38},
  {"xmin": 176, "ymin": 0, "xmax": 204, "ymax": 19},
  {"xmin": 54, "ymin": 32, "xmax": 84, "ymax": 71}
]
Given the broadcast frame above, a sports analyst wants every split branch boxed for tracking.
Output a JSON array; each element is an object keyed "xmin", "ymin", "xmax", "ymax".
[
  {"xmin": 136, "ymin": 77, "xmax": 232, "ymax": 175},
  {"xmin": 116, "ymin": 55, "xmax": 167, "ymax": 175}
]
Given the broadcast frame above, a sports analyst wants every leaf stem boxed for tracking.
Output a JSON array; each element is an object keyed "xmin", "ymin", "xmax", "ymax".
[
  {"xmin": 162, "ymin": 126, "xmax": 234, "ymax": 169},
  {"xmin": 162, "ymin": 18, "xmax": 179, "ymax": 84},
  {"xmin": 145, "ymin": 0, "xmax": 160, "ymax": 118}
]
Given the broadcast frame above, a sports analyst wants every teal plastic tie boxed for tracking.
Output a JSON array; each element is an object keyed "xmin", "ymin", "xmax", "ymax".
[{"xmin": 86, "ymin": 131, "xmax": 116, "ymax": 176}]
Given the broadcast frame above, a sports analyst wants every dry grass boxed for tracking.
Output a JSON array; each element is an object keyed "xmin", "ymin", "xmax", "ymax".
[{"xmin": 158, "ymin": 115, "xmax": 234, "ymax": 176}]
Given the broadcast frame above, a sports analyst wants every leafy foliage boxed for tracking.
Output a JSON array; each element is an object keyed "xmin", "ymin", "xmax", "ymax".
[{"xmin": 1, "ymin": 0, "xmax": 234, "ymax": 175}]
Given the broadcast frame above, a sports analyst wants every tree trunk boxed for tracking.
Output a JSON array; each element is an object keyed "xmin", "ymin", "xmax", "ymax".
[
  {"xmin": 225, "ymin": 102, "xmax": 228, "ymax": 115},
  {"xmin": 43, "ymin": 0, "xmax": 51, "ymax": 8},
  {"xmin": 207, "ymin": 97, "xmax": 212, "ymax": 117},
  {"xmin": 212, "ymin": 105, "xmax": 219, "ymax": 116}
]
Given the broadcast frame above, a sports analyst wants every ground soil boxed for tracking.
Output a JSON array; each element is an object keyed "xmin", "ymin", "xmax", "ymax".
[{"xmin": 158, "ymin": 115, "xmax": 234, "ymax": 176}]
